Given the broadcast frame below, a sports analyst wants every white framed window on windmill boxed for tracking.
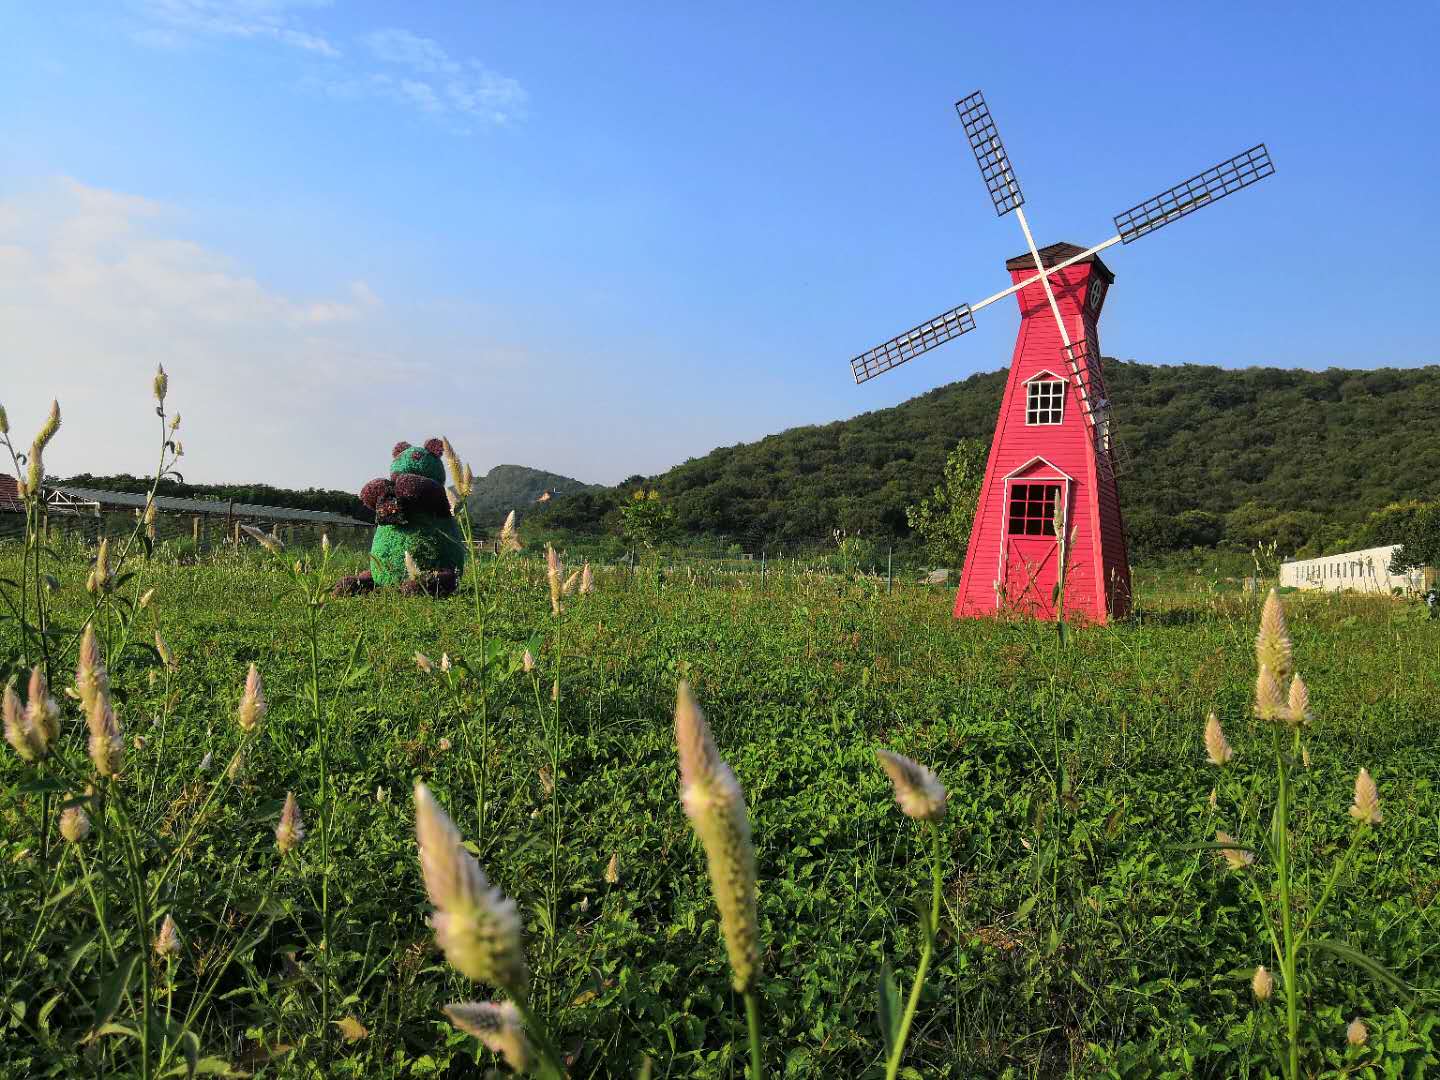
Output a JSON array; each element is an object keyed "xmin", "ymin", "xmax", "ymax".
[
  {"xmin": 1024, "ymin": 371, "xmax": 1066, "ymax": 425},
  {"xmin": 1087, "ymin": 277, "xmax": 1105, "ymax": 312}
]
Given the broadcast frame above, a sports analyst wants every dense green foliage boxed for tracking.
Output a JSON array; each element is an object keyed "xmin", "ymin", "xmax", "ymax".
[
  {"xmin": 617, "ymin": 489, "xmax": 678, "ymax": 549},
  {"xmin": 462, "ymin": 465, "xmax": 599, "ymax": 527},
  {"xmin": 3, "ymin": 544, "xmax": 1437, "ymax": 1077},
  {"xmin": 904, "ymin": 438, "xmax": 987, "ymax": 568},
  {"xmin": 1355, "ymin": 501, "xmax": 1440, "ymax": 573},
  {"xmin": 530, "ymin": 362, "xmax": 1440, "ymax": 557}
]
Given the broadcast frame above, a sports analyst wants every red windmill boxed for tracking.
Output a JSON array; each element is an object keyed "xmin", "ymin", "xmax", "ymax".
[{"xmin": 851, "ymin": 91, "xmax": 1274, "ymax": 624}]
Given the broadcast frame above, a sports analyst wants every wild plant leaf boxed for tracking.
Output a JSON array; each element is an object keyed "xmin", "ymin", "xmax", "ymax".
[
  {"xmin": 93, "ymin": 951, "xmax": 141, "ymax": 1026},
  {"xmin": 340, "ymin": 635, "xmax": 371, "ymax": 687},
  {"xmin": 915, "ymin": 901, "xmax": 934, "ymax": 946},
  {"xmin": 161, "ymin": 1055, "xmax": 232, "ymax": 1078},
  {"xmin": 35, "ymin": 992, "xmax": 63, "ymax": 1037},
  {"xmin": 15, "ymin": 776, "xmax": 69, "ymax": 795},
  {"xmin": 484, "ymin": 636, "xmax": 510, "ymax": 667},
  {"xmin": 164, "ymin": 1020, "xmax": 201, "ymax": 1077},
  {"xmin": 131, "ymin": 640, "xmax": 162, "ymax": 667},
  {"xmin": 877, "ymin": 960, "xmax": 901, "ymax": 1058},
  {"xmin": 61, "ymin": 928, "xmax": 100, "ymax": 978},
  {"xmin": 340, "ymin": 663, "xmax": 373, "ymax": 689},
  {"xmin": 1304, "ymin": 938, "xmax": 1412, "ymax": 1000},
  {"xmin": 40, "ymin": 880, "xmax": 81, "ymax": 911},
  {"xmin": 1015, "ymin": 895, "xmax": 1038, "ymax": 924},
  {"xmin": 93, "ymin": 1022, "xmax": 140, "ymax": 1040},
  {"xmin": 533, "ymin": 901, "xmax": 556, "ymax": 940}
]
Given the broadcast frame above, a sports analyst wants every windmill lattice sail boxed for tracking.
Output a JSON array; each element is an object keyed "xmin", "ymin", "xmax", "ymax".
[
  {"xmin": 954, "ymin": 91, "xmax": 1025, "ymax": 217},
  {"xmin": 1114, "ymin": 145, "xmax": 1274, "ymax": 243},
  {"xmin": 851, "ymin": 304, "xmax": 976, "ymax": 384}
]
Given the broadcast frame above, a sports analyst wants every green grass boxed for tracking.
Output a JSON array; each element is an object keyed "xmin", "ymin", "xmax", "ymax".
[{"xmin": 3, "ymin": 546, "xmax": 1438, "ymax": 1078}]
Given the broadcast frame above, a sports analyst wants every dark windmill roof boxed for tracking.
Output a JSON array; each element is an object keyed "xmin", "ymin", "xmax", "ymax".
[{"xmin": 1005, "ymin": 242, "xmax": 1115, "ymax": 284}]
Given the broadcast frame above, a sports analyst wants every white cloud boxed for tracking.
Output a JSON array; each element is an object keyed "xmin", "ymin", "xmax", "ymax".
[
  {"xmin": 131, "ymin": 0, "xmax": 340, "ymax": 56},
  {"xmin": 362, "ymin": 28, "xmax": 526, "ymax": 126},
  {"xmin": 128, "ymin": 4, "xmax": 527, "ymax": 130},
  {"xmin": 0, "ymin": 178, "xmax": 676, "ymax": 493},
  {"xmin": 0, "ymin": 178, "xmax": 430, "ymax": 489},
  {"xmin": 364, "ymin": 27, "xmax": 453, "ymax": 72}
]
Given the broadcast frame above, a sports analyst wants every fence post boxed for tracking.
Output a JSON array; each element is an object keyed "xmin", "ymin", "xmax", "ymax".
[
  {"xmin": 760, "ymin": 549, "xmax": 766, "ymax": 589},
  {"xmin": 887, "ymin": 546, "xmax": 893, "ymax": 595}
]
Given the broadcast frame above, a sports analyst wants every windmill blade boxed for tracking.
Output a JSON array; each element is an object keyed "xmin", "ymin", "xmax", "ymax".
[
  {"xmin": 851, "ymin": 304, "xmax": 976, "ymax": 384},
  {"xmin": 1114, "ymin": 144, "xmax": 1274, "ymax": 243},
  {"xmin": 955, "ymin": 91, "xmax": 1025, "ymax": 216}
]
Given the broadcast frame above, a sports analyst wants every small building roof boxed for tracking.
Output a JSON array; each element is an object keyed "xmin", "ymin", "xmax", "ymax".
[
  {"xmin": 1002, "ymin": 455, "xmax": 1076, "ymax": 483},
  {"xmin": 48, "ymin": 484, "xmax": 369, "ymax": 527},
  {"xmin": 1006, "ymin": 241, "xmax": 1115, "ymax": 284},
  {"xmin": 0, "ymin": 474, "xmax": 22, "ymax": 513}
]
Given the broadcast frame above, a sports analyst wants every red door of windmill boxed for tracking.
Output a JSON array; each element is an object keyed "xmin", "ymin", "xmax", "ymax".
[
  {"xmin": 999, "ymin": 467, "xmax": 1071, "ymax": 618},
  {"xmin": 955, "ymin": 243, "xmax": 1131, "ymax": 624}
]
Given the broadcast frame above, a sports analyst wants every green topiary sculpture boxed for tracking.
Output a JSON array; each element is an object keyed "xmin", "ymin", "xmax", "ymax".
[{"xmin": 333, "ymin": 438, "xmax": 465, "ymax": 597}]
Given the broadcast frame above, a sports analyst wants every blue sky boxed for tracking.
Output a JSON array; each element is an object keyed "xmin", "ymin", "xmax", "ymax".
[{"xmin": 4, "ymin": 2, "xmax": 1436, "ymax": 489}]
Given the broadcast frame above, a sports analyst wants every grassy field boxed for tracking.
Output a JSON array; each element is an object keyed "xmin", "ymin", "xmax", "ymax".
[{"xmin": 2, "ymin": 542, "xmax": 1438, "ymax": 1078}]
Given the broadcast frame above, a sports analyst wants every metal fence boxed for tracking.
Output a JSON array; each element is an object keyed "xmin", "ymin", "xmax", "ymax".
[
  {"xmin": 0, "ymin": 507, "xmax": 371, "ymax": 554},
  {"xmin": 1, "ymin": 510, "xmax": 949, "ymax": 593},
  {"xmin": 535, "ymin": 536, "xmax": 945, "ymax": 595}
]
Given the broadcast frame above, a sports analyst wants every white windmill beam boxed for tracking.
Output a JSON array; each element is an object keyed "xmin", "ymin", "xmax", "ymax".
[
  {"xmin": 968, "ymin": 234, "xmax": 1123, "ymax": 316},
  {"xmin": 1012, "ymin": 207, "xmax": 1098, "ymax": 428},
  {"xmin": 849, "ymin": 233, "xmax": 1121, "ymax": 384},
  {"xmin": 1013, "ymin": 208, "xmax": 1073, "ymax": 350}
]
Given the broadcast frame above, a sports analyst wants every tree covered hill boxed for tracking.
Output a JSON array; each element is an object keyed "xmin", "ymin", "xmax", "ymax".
[
  {"xmin": 532, "ymin": 361, "xmax": 1440, "ymax": 556},
  {"xmin": 463, "ymin": 464, "xmax": 599, "ymax": 526},
  {"xmin": 58, "ymin": 363, "xmax": 1440, "ymax": 559}
]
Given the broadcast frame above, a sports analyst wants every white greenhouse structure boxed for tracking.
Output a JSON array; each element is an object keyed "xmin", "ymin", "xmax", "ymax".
[{"xmin": 1279, "ymin": 545, "xmax": 1427, "ymax": 595}]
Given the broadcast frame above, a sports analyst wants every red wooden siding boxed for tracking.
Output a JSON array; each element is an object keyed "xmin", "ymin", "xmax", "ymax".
[{"xmin": 954, "ymin": 251, "xmax": 1131, "ymax": 624}]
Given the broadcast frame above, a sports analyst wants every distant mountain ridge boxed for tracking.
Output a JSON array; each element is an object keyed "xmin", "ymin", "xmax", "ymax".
[
  {"xmin": 464, "ymin": 464, "xmax": 599, "ymax": 525},
  {"xmin": 530, "ymin": 360, "xmax": 1440, "ymax": 557}
]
